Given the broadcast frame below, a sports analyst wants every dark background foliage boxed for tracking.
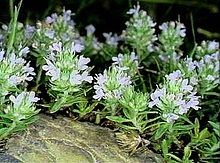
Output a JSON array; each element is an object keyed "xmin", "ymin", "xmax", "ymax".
[{"xmin": 0, "ymin": 0, "xmax": 220, "ymax": 49}]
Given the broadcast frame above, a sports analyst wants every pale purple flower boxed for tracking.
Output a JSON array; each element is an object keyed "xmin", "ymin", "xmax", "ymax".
[
  {"xmin": 95, "ymin": 73, "xmax": 107, "ymax": 86},
  {"xmin": 24, "ymin": 25, "xmax": 36, "ymax": 38},
  {"xmin": 127, "ymin": 4, "xmax": 140, "ymax": 15},
  {"xmin": 112, "ymin": 54, "xmax": 123, "ymax": 65},
  {"xmin": 44, "ymin": 29, "xmax": 55, "ymax": 39},
  {"xmin": 20, "ymin": 47, "xmax": 30, "ymax": 56},
  {"xmin": 130, "ymin": 52, "xmax": 138, "ymax": 61},
  {"xmin": 45, "ymin": 13, "xmax": 58, "ymax": 24},
  {"xmin": 81, "ymin": 71, "xmax": 93, "ymax": 83},
  {"xmin": 28, "ymin": 91, "xmax": 40, "ymax": 103},
  {"xmin": 185, "ymin": 58, "xmax": 197, "ymax": 71},
  {"xmin": 0, "ymin": 50, "xmax": 4, "ymax": 62},
  {"xmin": 63, "ymin": 10, "xmax": 72, "ymax": 22},
  {"xmin": 22, "ymin": 74, "xmax": 33, "ymax": 81},
  {"xmin": 159, "ymin": 22, "xmax": 168, "ymax": 31},
  {"xmin": 149, "ymin": 98, "xmax": 160, "ymax": 108},
  {"xmin": 42, "ymin": 59, "xmax": 60, "ymax": 81},
  {"xmin": 71, "ymin": 42, "xmax": 84, "ymax": 53},
  {"xmin": 206, "ymin": 75, "xmax": 215, "ymax": 81},
  {"xmin": 185, "ymin": 98, "xmax": 200, "ymax": 110},
  {"xmin": 93, "ymin": 89, "xmax": 105, "ymax": 100},
  {"xmin": 208, "ymin": 41, "xmax": 219, "ymax": 51},
  {"xmin": 8, "ymin": 75, "xmax": 23, "ymax": 86},
  {"xmin": 181, "ymin": 79, "xmax": 193, "ymax": 92},
  {"xmin": 166, "ymin": 70, "xmax": 182, "ymax": 81},
  {"xmin": 69, "ymin": 71, "xmax": 82, "ymax": 85},
  {"xmin": 86, "ymin": 24, "xmax": 96, "ymax": 35},
  {"xmin": 103, "ymin": 32, "xmax": 120, "ymax": 46},
  {"xmin": 49, "ymin": 42, "xmax": 62, "ymax": 52},
  {"xmin": 117, "ymin": 75, "xmax": 131, "ymax": 86},
  {"xmin": 176, "ymin": 22, "xmax": 186, "ymax": 37},
  {"xmin": 150, "ymin": 88, "xmax": 165, "ymax": 100},
  {"xmin": 9, "ymin": 92, "xmax": 25, "ymax": 108},
  {"xmin": 23, "ymin": 63, "xmax": 35, "ymax": 76},
  {"xmin": 163, "ymin": 113, "xmax": 179, "ymax": 123},
  {"xmin": 113, "ymin": 90, "xmax": 122, "ymax": 99},
  {"xmin": 190, "ymin": 76, "xmax": 198, "ymax": 85},
  {"xmin": 77, "ymin": 56, "xmax": 90, "ymax": 70},
  {"xmin": 178, "ymin": 106, "xmax": 189, "ymax": 115},
  {"xmin": 9, "ymin": 53, "xmax": 25, "ymax": 65}
]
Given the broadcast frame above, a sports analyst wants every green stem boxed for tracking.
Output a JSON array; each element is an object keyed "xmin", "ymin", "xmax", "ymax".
[
  {"xmin": 137, "ymin": 69, "xmax": 147, "ymax": 93},
  {"xmin": 9, "ymin": 0, "xmax": 14, "ymax": 19},
  {"xmin": 144, "ymin": 121, "xmax": 164, "ymax": 131},
  {"xmin": 6, "ymin": 0, "xmax": 23, "ymax": 56},
  {"xmin": 33, "ymin": 64, "xmax": 43, "ymax": 92}
]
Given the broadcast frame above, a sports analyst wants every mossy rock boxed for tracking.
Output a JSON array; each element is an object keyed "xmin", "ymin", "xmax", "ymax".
[{"xmin": 2, "ymin": 114, "xmax": 162, "ymax": 163}]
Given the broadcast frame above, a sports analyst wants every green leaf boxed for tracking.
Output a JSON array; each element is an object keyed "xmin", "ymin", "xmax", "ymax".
[
  {"xmin": 199, "ymin": 128, "xmax": 211, "ymax": 140},
  {"xmin": 183, "ymin": 146, "xmax": 191, "ymax": 161},
  {"xmin": 0, "ymin": 128, "xmax": 8, "ymax": 137},
  {"xmin": 173, "ymin": 124, "xmax": 194, "ymax": 131},
  {"xmin": 118, "ymin": 124, "xmax": 139, "ymax": 130},
  {"xmin": 208, "ymin": 121, "xmax": 220, "ymax": 137},
  {"xmin": 106, "ymin": 116, "xmax": 131, "ymax": 123},
  {"xmin": 166, "ymin": 153, "xmax": 182, "ymax": 162},
  {"xmin": 194, "ymin": 118, "xmax": 200, "ymax": 137},
  {"xmin": 50, "ymin": 98, "xmax": 65, "ymax": 113},
  {"xmin": 161, "ymin": 139, "xmax": 168, "ymax": 158},
  {"xmin": 154, "ymin": 123, "xmax": 169, "ymax": 140},
  {"xmin": 123, "ymin": 108, "xmax": 135, "ymax": 120}
]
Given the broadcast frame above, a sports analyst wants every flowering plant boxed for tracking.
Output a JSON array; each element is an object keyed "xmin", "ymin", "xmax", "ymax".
[
  {"xmin": 0, "ymin": 2, "xmax": 219, "ymax": 163},
  {"xmin": 42, "ymin": 41, "xmax": 93, "ymax": 113}
]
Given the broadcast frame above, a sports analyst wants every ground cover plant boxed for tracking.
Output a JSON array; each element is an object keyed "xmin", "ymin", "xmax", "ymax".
[{"xmin": 0, "ymin": 1, "xmax": 219, "ymax": 162}]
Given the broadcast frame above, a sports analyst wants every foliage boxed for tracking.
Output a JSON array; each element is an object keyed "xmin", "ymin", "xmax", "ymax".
[{"xmin": 0, "ymin": 2, "xmax": 219, "ymax": 162}]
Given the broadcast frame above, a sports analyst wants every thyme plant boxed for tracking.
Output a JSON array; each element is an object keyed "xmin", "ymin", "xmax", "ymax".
[{"xmin": 0, "ymin": 3, "xmax": 219, "ymax": 162}]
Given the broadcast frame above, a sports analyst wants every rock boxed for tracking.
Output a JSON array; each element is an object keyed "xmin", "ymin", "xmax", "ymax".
[{"xmin": 3, "ymin": 114, "xmax": 162, "ymax": 163}]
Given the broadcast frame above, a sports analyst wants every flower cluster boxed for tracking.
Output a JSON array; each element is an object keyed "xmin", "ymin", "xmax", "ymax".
[
  {"xmin": 32, "ymin": 9, "xmax": 81, "ymax": 66},
  {"xmin": 179, "ymin": 50, "xmax": 219, "ymax": 96},
  {"xmin": 0, "ymin": 50, "xmax": 35, "ymax": 96},
  {"xmin": 178, "ymin": 57, "xmax": 199, "ymax": 86},
  {"xmin": 122, "ymin": 4, "xmax": 157, "ymax": 60},
  {"xmin": 149, "ymin": 70, "xmax": 200, "ymax": 123},
  {"xmin": 0, "ymin": 22, "xmax": 35, "ymax": 52},
  {"xmin": 196, "ymin": 52, "xmax": 219, "ymax": 94},
  {"xmin": 80, "ymin": 25, "xmax": 102, "ymax": 59},
  {"xmin": 42, "ymin": 42, "xmax": 92, "ymax": 94},
  {"xmin": 112, "ymin": 52, "xmax": 140, "ymax": 77},
  {"xmin": 4, "ymin": 91, "xmax": 40, "ymax": 121},
  {"xmin": 195, "ymin": 40, "xmax": 219, "ymax": 59},
  {"xmin": 158, "ymin": 21, "xmax": 185, "ymax": 65},
  {"xmin": 93, "ymin": 67, "xmax": 131, "ymax": 101}
]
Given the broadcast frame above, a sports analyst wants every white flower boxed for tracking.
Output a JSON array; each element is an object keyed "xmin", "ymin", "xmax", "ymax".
[
  {"xmin": 49, "ymin": 42, "xmax": 62, "ymax": 52},
  {"xmin": 44, "ymin": 29, "xmax": 55, "ymax": 39},
  {"xmin": 9, "ymin": 92, "xmax": 25, "ymax": 109},
  {"xmin": 42, "ymin": 59, "xmax": 60, "ymax": 81},
  {"xmin": 86, "ymin": 24, "xmax": 96, "ymax": 35},
  {"xmin": 127, "ymin": 4, "xmax": 140, "ymax": 16},
  {"xmin": 28, "ymin": 91, "xmax": 40, "ymax": 103},
  {"xmin": 0, "ymin": 50, "xmax": 4, "ymax": 62},
  {"xmin": 81, "ymin": 71, "xmax": 93, "ymax": 83},
  {"xmin": 93, "ymin": 89, "xmax": 105, "ymax": 100},
  {"xmin": 77, "ymin": 56, "xmax": 90, "ymax": 70},
  {"xmin": 69, "ymin": 71, "xmax": 82, "ymax": 85},
  {"xmin": 71, "ymin": 42, "xmax": 84, "ymax": 53}
]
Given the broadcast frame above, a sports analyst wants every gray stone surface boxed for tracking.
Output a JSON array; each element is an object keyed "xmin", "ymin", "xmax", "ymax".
[{"xmin": 2, "ymin": 114, "xmax": 162, "ymax": 163}]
